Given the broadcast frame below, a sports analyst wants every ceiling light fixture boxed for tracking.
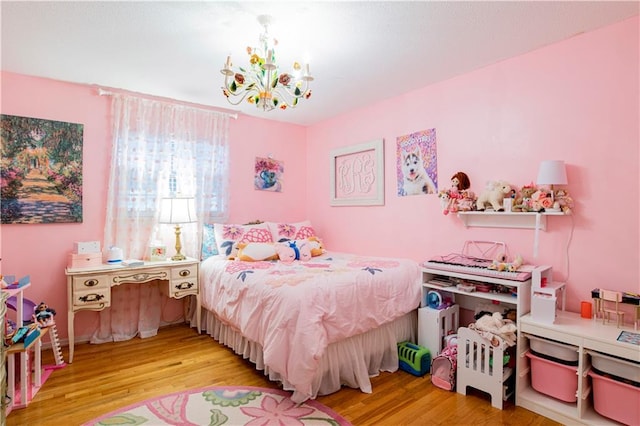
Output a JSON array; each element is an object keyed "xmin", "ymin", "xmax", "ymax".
[{"xmin": 220, "ymin": 14, "xmax": 313, "ymax": 111}]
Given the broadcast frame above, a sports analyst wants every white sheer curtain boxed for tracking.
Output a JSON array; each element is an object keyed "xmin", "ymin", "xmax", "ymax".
[{"xmin": 92, "ymin": 94, "xmax": 230, "ymax": 343}]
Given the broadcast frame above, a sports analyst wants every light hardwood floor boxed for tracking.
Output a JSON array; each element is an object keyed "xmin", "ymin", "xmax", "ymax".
[{"xmin": 6, "ymin": 324, "xmax": 559, "ymax": 425}]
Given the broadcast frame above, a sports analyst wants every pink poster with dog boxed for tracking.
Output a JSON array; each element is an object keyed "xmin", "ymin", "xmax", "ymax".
[{"xmin": 396, "ymin": 129, "xmax": 438, "ymax": 196}]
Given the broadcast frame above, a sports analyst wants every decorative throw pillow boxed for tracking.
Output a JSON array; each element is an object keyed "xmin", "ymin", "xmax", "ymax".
[
  {"xmin": 201, "ymin": 223, "xmax": 219, "ymax": 260},
  {"xmin": 267, "ymin": 221, "xmax": 317, "ymax": 242},
  {"xmin": 214, "ymin": 222, "xmax": 273, "ymax": 259}
]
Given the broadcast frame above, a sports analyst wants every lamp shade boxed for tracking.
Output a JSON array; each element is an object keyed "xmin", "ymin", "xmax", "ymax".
[
  {"xmin": 536, "ymin": 160, "xmax": 568, "ymax": 185},
  {"xmin": 159, "ymin": 197, "xmax": 197, "ymax": 224}
]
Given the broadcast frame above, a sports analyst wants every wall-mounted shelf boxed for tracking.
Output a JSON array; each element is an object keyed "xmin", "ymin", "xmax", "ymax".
[{"xmin": 457, "ymin": 211, "xmax": 566, "ymax": 230}]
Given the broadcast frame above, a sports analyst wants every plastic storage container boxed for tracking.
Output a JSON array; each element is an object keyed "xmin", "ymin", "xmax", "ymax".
[
  {"xmin": 526, "ymin": 334, "xmax": 578, "ymax": 365},
  {"xmin": 398, "ymin": 341, "xmax": 430, "ymax": 376},
  {"xmin": 587, "ymin": 350, "xmax": 640, "ymax": 384},
  {"xmin": 525, "ymin": 351, "xmax": 578, "ymax": 402},
  {"xmin": 589, "ymin": 369, "xmax": 640, "ymax": 426}
]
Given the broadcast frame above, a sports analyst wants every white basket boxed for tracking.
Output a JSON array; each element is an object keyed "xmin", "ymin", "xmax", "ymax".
[
  {"xmin": 526, "ymin": 334, "xmax": 578, "ymax": 363},
  {"xmin": 587, "ymin": 350, "xmax": 640, "ymax": 383}
]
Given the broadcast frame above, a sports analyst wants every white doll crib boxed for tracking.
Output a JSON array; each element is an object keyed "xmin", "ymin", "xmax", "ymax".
[{"xmin": 456, "ymin": 326, "xmax": 514, "ymax": 409}]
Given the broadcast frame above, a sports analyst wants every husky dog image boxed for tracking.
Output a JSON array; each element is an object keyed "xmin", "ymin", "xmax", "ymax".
[{"xmin": 401, "ymin": 147, "xmax": 436, "ymax": 195}]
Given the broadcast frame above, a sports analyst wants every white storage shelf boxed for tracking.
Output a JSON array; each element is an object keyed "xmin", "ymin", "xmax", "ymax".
[
  {"xmin": 517, "ymin": 311, "xmax": 640, "ymax": 425},
  {"xmin": 422, "ymin": 268, "xmax": 531, "ymax": 314},
  {"xmin": 457, "ymin": 211, "xmax": 566, "ymax": 230}
]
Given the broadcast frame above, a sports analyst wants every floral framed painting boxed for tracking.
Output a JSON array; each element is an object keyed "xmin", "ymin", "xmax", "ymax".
[
  {"xmin": 254, "ymin": 156, "xmax": 283, "ymax": 192},
  {"xmin": 1, "ymin": 114, "xmax": 83, "ymax": 224},
  {"xmin": 330, "ymin": 139, "xmax": 384, "ymax": 206}
]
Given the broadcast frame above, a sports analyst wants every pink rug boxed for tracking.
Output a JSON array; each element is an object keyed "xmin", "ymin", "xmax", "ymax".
[{"xmin": 84, "ymin": 386, "xmax": 352, "ymax": 425}]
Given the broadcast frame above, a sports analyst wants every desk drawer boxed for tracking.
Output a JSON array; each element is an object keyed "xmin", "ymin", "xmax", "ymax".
[
  {"xmin": 167, "ymin": 277, "xmax": 198, "ymax": 297},
  {"xmin": 72, "ymin": 275, "xmax": 109, "ymax": 292},
  {"xmin": 171, "ymin": 264, "xmax": 197, "ymax": 280},
  {"xmin": 73, "ymin": 288, "xmax": 111, "ymax": 308}
]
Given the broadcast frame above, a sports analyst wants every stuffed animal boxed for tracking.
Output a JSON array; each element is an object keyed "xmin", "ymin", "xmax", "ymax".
[
  {"xmin": 451, "ymin": 172, "xmax": 470, "ymax": 192},
  {"xmin": 441, "ymin": 172, "xmax": 475, "ymax": 215},
  {"xmin": 488, "ymin": 253, "xmax": 524, "ymax": 272},
  {"xmin": 530, "ymin": 190, "xmax": 553, "ymax": 212},
  {"xmin": 476, "ymin": 180, "xmax": 512, "ymax": 211},
  {"xmin": 457, "ymin": 189, "xmax": 476, "ymax": 212},
  {"xmin": 470, "ymin": 311, "xmax": 517, "ymax": 347},
  {"xmin": 554, "ymin": 189, "xmax": 574, "ymax": 214},
  {"xmin": 512, "ymin": 184, "xmax": 537, "ymax": 212},
  {"xmin": 236, "ymin": 242, "xmax": 278, "ymax": 262},
  {"xmin": 275, "ymin": 241, "xmax": 312, "ymax": 263},
  {"xmin": 33, "ymin": 302, "xmax": 56, "ymax": 327},
  {"xmin": 306, "ymin": 236, "xmax": 325, "ymax": 257}
]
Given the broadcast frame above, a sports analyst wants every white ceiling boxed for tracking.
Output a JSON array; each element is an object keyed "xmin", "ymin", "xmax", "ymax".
[{"xmin": 1, "ymin": 1, "xmax": 638, "ymax": 126}]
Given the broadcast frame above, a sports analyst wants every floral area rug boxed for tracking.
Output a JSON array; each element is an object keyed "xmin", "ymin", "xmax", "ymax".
[{"xmin": 84, "ymin": 386, "xmax": 352, "ymax": 426}]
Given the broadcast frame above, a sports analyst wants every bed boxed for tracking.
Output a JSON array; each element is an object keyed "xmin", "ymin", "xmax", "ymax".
[{"xmin": 194, "ymin": 245, "xmax": 421, "ymax": 403}]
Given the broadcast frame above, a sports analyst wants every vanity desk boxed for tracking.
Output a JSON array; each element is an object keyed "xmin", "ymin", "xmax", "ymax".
[{"xmin": 65, "ymin": 257, "xmax": 200, "ymax": 363}]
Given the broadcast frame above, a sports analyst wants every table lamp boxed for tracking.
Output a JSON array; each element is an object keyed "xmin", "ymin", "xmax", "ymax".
[
  {"xmin": 159, "ymin": 196, "xmax": 197, "ymax": 261},
  {"xmin": 536, "ymin": 160, "xmax": 567, "ymax": 211}
]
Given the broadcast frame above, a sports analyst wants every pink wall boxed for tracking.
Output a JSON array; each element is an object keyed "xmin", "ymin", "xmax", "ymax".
[
  {"xmin": 1, "ymin": 16, "xmax": 638, "ymax": 339},
  {"xmin": 0, "ymin": 73, "xmax": 307, "ymax": 341},
  {"xmin": 306, "ymin": 17, "xmax": 639, "ymax": 316}
]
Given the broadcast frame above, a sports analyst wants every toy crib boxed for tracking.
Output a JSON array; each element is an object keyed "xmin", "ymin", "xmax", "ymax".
[{"xmin": 456, "ymin": 327, "xmax": 514, "ymax": 409}]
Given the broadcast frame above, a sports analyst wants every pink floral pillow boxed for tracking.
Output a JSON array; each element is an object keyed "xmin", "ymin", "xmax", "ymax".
[
  {"xmin": 214, "ymin": 223, "xmax": 273, "ymax": 259},
  {"xmin": 267, "ymin": 221, "xmax": 317, "ymax": 242}
]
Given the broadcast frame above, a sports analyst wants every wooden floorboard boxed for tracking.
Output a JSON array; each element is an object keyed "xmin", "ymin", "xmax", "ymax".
[{"xmin": 6, "ymin": 324, "xmax": 560, "ymax": 425}]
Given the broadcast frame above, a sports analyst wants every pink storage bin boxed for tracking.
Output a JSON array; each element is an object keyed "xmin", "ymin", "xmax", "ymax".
[
  {"xmin": 589, "ymin": 369, "xmax": 640, "ymax": 426},
  {"xmin": 526, "ymin": 351, "xmax": 578, "ymax": 403}
]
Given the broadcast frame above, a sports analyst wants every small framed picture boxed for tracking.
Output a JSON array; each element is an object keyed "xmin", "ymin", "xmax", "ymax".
[{"xmin": 149, "ymin": 245, "xmax": 167, "ymax": 261}]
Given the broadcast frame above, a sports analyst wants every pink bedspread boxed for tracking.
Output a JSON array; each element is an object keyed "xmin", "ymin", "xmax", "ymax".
[{"xmin": 199, "ymin": 251, "xmax": 421, "ymax": 401}]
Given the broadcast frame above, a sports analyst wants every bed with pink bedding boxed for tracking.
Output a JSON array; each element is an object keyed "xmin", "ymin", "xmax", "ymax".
[{"xmin": 197, "ymin": 251, "xmax": 421, "ymax": 402}]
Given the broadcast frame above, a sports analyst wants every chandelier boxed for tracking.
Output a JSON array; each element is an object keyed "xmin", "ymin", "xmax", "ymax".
[{"xmin": 220, "ymin": 15, "xmax": 313, "ymax": 111}]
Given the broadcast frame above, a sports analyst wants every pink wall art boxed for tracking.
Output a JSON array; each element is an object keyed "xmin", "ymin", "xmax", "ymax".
[
  {"xmin": 396, "ymin": 128, "xmax": 438, "ymax": 197},
  {"xmin": 330, "ymin": 139, "xmax": 384, "ymax": 206},
  {"xmin": 1, "ymin": 114, "xmax": 83, "ymax": 223}
]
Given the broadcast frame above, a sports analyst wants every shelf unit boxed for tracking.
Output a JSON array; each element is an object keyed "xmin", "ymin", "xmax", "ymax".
[
  {"xmin": 421, "ymin": 267, "xmax": 533, "ymax": 316},
  {"xmin": 517, "ymin": 311, "xmax": 640, "ymax": 425},
  {"xmin": 456, "ymin": 211, "xmax": 566, "ymax": 230}
]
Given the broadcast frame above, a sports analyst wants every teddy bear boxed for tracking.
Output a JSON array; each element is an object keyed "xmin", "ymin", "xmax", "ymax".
[
  {"xmin": 476, "ymin": 180, "xmax": 512, "ymax": 211},
  {"xmin": 512, "ymin": 184, "xmax": 537, "ymax": 212}
]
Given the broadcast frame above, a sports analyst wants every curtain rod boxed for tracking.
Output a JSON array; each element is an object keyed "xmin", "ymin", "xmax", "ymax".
[{"xmin": 97, "ymin": 87, "xmax": 238, "ymax": 120}]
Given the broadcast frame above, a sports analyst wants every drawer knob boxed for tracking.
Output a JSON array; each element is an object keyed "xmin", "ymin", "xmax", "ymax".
[
  {"xmin": 84, "ymin": 279, "xmax": 99, "ymax": 287},
  {"xmin": 179, "ymin": 270, "xmax": 191, "ymax": 277}
]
